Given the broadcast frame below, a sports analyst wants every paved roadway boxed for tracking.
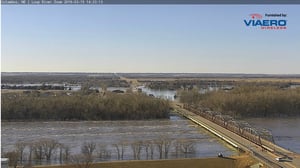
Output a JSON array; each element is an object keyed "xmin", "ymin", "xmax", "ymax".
[{"xmin": 172, "ymin": 103, "xmax": 300, "ymax": 168}]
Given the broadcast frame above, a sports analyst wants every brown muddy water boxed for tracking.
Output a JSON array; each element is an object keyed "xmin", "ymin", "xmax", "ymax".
[
  {"xmin": 1, "ymin": 115, "xmax": 238, "ymax": 162},
  {"xmin": 245, "ymin": 117, "xmax": 300, "ymax": 154}
]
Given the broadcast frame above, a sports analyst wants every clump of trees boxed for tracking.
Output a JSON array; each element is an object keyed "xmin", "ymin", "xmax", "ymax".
[
  {"xmin": 1, "ymin": 92, "xmax": 170, "ymax": 121},
  {"xmin": 2, "ymin": 139, "xmax": 70, "ymax": 167},
  {"xmin": 179, "ymin": 89, "xmax": 203, "ymax": 105},
  {"xmin": 145, "ymin": 80, "xmax": 236, "ymax": 90},
  {"xmin": 1, "ymin": 84, "xmax": 65, "ymax": 90},
  {"xmin": 180, "ymin": 86, "xmax": 300, "ymax": 118}
]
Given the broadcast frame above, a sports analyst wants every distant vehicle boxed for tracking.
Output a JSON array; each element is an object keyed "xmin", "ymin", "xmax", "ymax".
[{"xmin": 276, "ymin": 157, "xmax": 292, "ymax": 162}]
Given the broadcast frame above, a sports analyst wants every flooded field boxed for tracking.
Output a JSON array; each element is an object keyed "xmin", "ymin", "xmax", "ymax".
[
  {"xmin": 1, "ymin": 115, "xmax": 238, "ymax": 163},
  {"xmin": 140, "ymin": 87, "xmax": 177, "ymax": 101},
  {"xmin": 245, "ymin": 118, "xmax": 300, "ymax": 154}
]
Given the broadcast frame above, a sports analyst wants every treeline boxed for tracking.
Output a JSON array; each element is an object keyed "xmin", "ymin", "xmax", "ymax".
[
  {"xmin": 1, "ymin": 84, "xmax": 65, "ymax": 90},
  {"xmin": 145, "ymin": 80, "xmax": 235, "ymax": 90},
  {"xmin": 2, "ymin": 73, "xmax": 130, "ymax": 87},
  {"xmin": 145, "ymin": 79, "xmax": 298, "ymax": 90},
  {"xmin": 1, "ymin": 92, "xmax": 170, "ymax": 121},
  {"xmin": 1, "ymin": 79, "xmax": 130, "ymax": 90},
  {"xmin": 1, "ymin": 73, "xmax": 117, "ymax": 84},
  {"xmin": 179, "ymin": 86, "xmax": 300, "ymax": 118}
]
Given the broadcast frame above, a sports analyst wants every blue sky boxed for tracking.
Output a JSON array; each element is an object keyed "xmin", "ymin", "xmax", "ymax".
[{"xmin": 1, "ymin": 5, "xmax": 300, "ymax": 73}]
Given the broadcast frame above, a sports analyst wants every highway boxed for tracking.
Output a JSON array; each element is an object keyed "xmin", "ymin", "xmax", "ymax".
[{"xmin": 172, "ymin": 103, "xmax": 300, "ymax": 168}]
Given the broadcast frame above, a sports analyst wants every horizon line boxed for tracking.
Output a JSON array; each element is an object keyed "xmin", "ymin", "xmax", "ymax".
[{"xmin": 2, "ymin": 72, "xmax": 300, "ymax": 76}]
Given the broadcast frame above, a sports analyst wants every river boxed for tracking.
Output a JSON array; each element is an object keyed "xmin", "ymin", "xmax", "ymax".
[
  {"xmin": 245, "ymin": 118, "xmax": 300, "ymax": 154},
  {"xmin": 1, "ymin": 115, "xmax": 238, "ymax": 163}
]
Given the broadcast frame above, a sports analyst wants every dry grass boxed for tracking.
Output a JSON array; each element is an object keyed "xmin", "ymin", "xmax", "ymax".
[
  {"xmin": 33, "ymin": 155, "xmax": 263, "ymax": 168},
  {"xmin": 232, "ymin": 154, "xmax": 266, "ymax": 168}
]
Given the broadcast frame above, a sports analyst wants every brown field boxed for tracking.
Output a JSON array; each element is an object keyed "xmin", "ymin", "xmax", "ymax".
[{"xmin": 33, "ymin": 154, "xmax": 263, "ymax": 168}]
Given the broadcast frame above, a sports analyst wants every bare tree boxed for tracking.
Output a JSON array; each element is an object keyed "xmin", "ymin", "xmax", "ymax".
[
  {"xmin": 81, "ymin": 142, "xmax": 96, "ymax": 158},
  {"xmin": 40, "ymin": 138, "xmax": 59, "ymax": 161},
  {"xmin": 149, "ymin": 141, "xmax": 155, "ymax": 160},
  {"xmin": 163, "ymin": 138, "xmax": 172, "ymax": 159},
  {"xmin": 131, "ymin": 141, "xmax": 142, "ymax": 160},
  {"xmin": 174, "ymin": 140, "xmax": 181, "ymax": 158},
  {"xmin": 155, "ymin": 136, "xmax": 172, "ymax": 159},
  {"xmin": 155, "ymin": 139, "xmax": 164, "ymax": 159},
  {"xmin": 179, "ymin": 140, "xmax": 195, "ymax": 158},
  {"xmin": 97, "ymin": 144, "xmax": 111, "ymax": 160},
  {"xmin": 33, "ymin": 141, "xmax": 43, "ymax": 162},
  {"xmin": 15, "ymin": 141, "xmax": 27, "ymax": 164},
  {"xmin": 27, "ymin": 142, "xmax": 35, "ymax": 165},
  {"xmin": 113, "ymin": 142, "xmax": 126, "ymax": 160},
  {"xmin": 58, "ymin": 143, "xmax": 70, "ymax": 164},
  {"xmin": 70, "ymin": 154, "xmax": 93, "ymax": 168},
  {"xmin": 31, "ymin": 139, "xmax": 59, "ymax": 163},
  {"xmin": 143, "ymin": 141, "xmax": 150, "ymax": 160},
  {"xmin": 64, "ymin": 145, "xmax": 71, "ymax": 163},
  {"xmin": 113, "ymin": 144, "xmax": 121, "ymax": 160},
  {"xmin": 120, "ymin": 142, "xmax": 126, "ymax": 160},
  {"xmin": 58, "ymin": 143, "xmax": 64, "ymax": 163}
]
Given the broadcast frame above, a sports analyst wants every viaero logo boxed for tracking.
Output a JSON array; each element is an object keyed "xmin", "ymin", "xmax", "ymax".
[
  {"xmin": 250, "ymin": 13, "xmax": 263, "ymax": 19},
  {"xmin": 244, "ymin": 13, "xmax": 287, "ymax": 30}
]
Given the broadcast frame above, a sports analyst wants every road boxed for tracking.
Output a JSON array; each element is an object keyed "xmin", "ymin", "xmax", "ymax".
[
  {"xmin": 115, "ymin": 73, "xmax": 141, "ymax": 91},
  {"xmin": 172, "ymin": 103, "xmax": 300, "ymax": 168}
]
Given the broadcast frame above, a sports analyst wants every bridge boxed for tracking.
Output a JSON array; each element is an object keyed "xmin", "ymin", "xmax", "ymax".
[{"xmin": 172, "ymin": 103, "xmax": 300, "ymax": 168}]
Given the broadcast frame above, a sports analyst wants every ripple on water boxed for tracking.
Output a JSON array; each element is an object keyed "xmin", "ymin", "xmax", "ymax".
[{"xmin": 1, "ymin": 119, "xmax": 238, "ymax": 158}]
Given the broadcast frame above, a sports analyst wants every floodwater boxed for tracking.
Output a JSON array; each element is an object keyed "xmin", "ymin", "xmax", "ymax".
[
  {"xmin": 1, "ymin": 115, "xmax": 238, "ymax": 162},
  {"xmin": 140, "ymin": 87, "xmax": 177, "ymax": 101},
  {"xmin": 245, "ymin": 118, "xmax": 300, "ymax": 154}
]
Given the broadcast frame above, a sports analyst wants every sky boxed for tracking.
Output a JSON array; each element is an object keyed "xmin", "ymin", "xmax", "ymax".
[{"xmin": 1, "ymin": 5, "xmax": 300, "ymax": 74}]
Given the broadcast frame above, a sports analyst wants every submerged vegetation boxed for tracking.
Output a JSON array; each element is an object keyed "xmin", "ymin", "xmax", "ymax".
[
  {"xmin": 2, "ymin": 137, "xmax": 196, "ymax": 167},
  {"xmin": 1, "ymin": 92, "xmax": 170, "ymax": 121},
  {"xmin": 180, "ymin": 86, "xmax": 300, "ymax": 118}
]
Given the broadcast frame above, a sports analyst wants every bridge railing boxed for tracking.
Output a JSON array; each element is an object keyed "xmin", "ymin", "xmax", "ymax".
[{"xmin": 182, "ymin": 104, "xmax": 275, "ymax": 148}]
